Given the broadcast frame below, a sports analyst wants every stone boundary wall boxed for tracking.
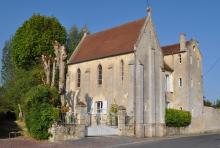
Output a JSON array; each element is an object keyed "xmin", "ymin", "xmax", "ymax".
[
  {"xmin": 202, "ymin": 107, "xmax": 220, "ymax": 133},
  {"xmin": 118, "ymin": 107, "xmax": 135, "ymax": 137},
  {"xmin": 166, "ymin": 127, "xmax": 189, "ymax": 136},
  {"xmin": 49, "ymin": 105, "xmax": 86, "ymax": 142},
  {"xmin": 48, "ymin": 124, "xmax": 85, "ymax": 142}
]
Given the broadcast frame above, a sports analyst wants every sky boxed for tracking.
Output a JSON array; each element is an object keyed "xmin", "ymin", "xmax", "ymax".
[{"xmin": 0, "ymin": 0, "xmax": 220, "ymax": 101}]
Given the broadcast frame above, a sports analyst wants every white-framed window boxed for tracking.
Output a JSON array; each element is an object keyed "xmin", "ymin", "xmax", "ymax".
[
  {"xmin": 91, "ymin": 101, "xmax": 107, "ymax": 114},
  {"xmin": 179, "ymin": 78, "xmax": 183, "ymax": 87},
  {"xmin": 96, "ymin": 101, "xmax": 103, "ymax": 113}
]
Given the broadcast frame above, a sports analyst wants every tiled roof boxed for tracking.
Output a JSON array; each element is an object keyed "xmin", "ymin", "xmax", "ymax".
[
  {"xmin": 68, "ymin": 18, "xmax": 146, "ymax": 64},
  {"xmin": 162, "ymin": 41, "xmax": 190, "ymax": 55}
]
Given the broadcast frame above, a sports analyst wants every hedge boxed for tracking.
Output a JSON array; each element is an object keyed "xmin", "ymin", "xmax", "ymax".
[
  {"xmin": 165, "ymin": 109, "xmax": 191, "ymax": 127},
  {"xmin": 24, "ymin": 85, "xmax": 59, "ymax": 140}
]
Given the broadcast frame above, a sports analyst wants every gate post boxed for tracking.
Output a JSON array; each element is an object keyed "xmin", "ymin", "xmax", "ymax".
[
  {"xmin": 118, "ymin": 106, "xmax": 126, "ymax": 136},
  {"xmin": 76, "ymin": 102, "xmax": 87, "ymax": 138}
]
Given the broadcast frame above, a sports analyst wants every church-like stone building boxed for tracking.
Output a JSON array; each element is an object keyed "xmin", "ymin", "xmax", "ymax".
[{"xmin": 65, "ymin": 8, "xmax": 218, "ymax": 137}]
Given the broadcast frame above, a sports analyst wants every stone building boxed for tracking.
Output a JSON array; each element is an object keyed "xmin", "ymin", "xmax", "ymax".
[{"xmin": 65, "ymin": 8, "xmax": 215, "ymax": 137}]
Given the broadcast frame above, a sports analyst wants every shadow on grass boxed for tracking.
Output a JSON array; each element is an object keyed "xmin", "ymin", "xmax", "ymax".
[{"xmin": 0, "ymin": 112, "xmax": 22, "ymax": 139}]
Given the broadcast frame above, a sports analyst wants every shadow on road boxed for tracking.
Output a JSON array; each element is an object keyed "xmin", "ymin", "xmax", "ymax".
[{"xmin": 0, "ymin": 112, "xmax": 21, "ymax": 139}]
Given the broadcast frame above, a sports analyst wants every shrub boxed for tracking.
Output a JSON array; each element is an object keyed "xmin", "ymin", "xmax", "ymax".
[
  {"xmin": 165, "ymin": 109, "xmax": 191, "ymax": 127},
  {"xmin": 24, "ymin": 85, "xmax": 59, "ymax": 140}
]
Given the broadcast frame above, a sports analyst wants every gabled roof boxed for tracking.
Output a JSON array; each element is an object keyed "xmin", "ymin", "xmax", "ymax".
[
  {"xmin": 162, "ymin": 41, "xmax": 190, "ymax": 55},
  {"xmin": 68, "ymin": 18, "xmax": 146, "ymax": 64}
]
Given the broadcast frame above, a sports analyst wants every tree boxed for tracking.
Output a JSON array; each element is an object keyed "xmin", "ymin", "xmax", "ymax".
[
  {"xmin": 213, "ymin": 99, "xmax": 220, "ymax": 109},
  {"xmin": 67, "ymin": 25, "xmax": 86, "ymax": 57},
  {"xmin": 203, "ymin": 99, "xmax": 213, "ymax": 107},
  {"xmin": 12, "ymin": 14, "xmax": 67, "ymax": 70},
  {"xmin": 1, "ymin": 39, "xmax": 15, "ymax": 84}
]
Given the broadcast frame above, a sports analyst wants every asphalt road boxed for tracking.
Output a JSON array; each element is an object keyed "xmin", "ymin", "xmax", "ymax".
[
  {"xmin": 114, "ymin": 134, "xmax": 220, "ymax": 148},
  {"xmin": 0, "ymin": 134, "xmax": 220, "ymax": 148}
]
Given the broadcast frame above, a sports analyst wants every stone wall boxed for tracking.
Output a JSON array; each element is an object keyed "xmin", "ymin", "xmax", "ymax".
[
  {"xmin": 202, "ymin": 107, "xmax": 220, "ymax": 133},
  {"xmin": 166, "ymin": 127, "xmax": 189, "ymax": 136},
  {"xmin": 118, "ymin": 107, "xmax": 135, "ymax": 137},
  {"xmin": 49, "ymin": 105, "xmax": 86, "ymax": 142},
  {"xmin": 48, "ymin": 124, "xmax": 85, "ymax": 142}
]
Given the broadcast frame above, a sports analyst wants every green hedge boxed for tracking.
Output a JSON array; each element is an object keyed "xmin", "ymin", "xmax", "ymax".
[
  {"xmin": 165, "ymin": 109, "xmax": 191, "ymax": 127},
  {"xmin": 24, "ymin": 85, "xmax": 59, "ymax": 140}
]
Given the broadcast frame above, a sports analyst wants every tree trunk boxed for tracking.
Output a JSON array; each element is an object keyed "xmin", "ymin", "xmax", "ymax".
[
  {"xmin": 42, "ymin": 55, "xmax": 51, "ymax": 85},
  {"xmin": 59, "ymin": 45, "xmax": 67, "ymax": 106},
  {"xmin": 51, "ymin": 60, "xmax": 56, "ymax": 87}
]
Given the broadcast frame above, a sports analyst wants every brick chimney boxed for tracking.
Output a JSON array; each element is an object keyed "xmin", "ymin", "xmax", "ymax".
[{"xmin": 180, "ymin": 33, "xmax": 186, "ymax": 51}]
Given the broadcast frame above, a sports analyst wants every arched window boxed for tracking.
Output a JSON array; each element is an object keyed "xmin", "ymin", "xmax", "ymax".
[
  {"xmin": 98, "ymin": 64, "xmax": 102, "ymax": 85},
  {"xmin": 77, "ymin": 68, "xmax": 81, "ymax": 87},
  {"xmin": 121, "ymin": 60, "xmax": 124, "ymax": 81}
]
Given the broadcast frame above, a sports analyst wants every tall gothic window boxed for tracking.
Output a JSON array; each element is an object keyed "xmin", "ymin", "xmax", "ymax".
[
  {"xmin": 98, "ymin": 64, "xmax": 102, "ymax": 85},
  {"xmin": 121, "ymin": 60, "xmax": 124, "ymax": 81},
  {"xmin": 77, "ymin": 68, "xmax": 81, "ymax": 87}
]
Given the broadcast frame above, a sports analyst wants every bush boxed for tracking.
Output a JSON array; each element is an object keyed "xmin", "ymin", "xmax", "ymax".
[
  {"xmin": 165, "ymin": 109, "xmax": 191, "ymax": 127},
  {"xmin": 24, "ymin": 85, "xmax": 59, "ymax": 140}
]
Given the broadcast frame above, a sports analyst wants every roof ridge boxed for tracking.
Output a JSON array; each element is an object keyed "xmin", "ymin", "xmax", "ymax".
[
  {"xmin": 162, "ymin": 41, "xmax": 190, "ymax": 48},
  {"xmin": 87, "ymin": 17, "xmax": 146, "ymax": 38}
]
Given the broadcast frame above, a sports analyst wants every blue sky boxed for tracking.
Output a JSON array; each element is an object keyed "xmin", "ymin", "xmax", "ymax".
[{"xmin": 0, "ymin": 0, "xmax": 220, "ymax": 101}]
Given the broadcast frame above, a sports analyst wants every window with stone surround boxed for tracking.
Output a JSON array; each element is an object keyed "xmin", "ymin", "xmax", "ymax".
[
  {"xmin": 179, "ymin": 78, "xmax": 182, "ymax": 87},
  {"xmin": 178, "ymin": 54, "xmax": 182, "ymax": 64}
]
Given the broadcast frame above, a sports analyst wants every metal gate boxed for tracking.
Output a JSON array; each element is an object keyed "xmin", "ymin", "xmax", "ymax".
[{"xmin": 85, "ymin": 113, "xmax": 118, "ymax": 136}]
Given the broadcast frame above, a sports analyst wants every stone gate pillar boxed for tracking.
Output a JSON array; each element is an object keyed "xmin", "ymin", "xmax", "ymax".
[
  {"xmin": 76, "ymin": 103, "xmax": 87, "ymax": 138},
  {"xmin": 118, "ymin": 106, "xmax": 126, "ymax": 136}
]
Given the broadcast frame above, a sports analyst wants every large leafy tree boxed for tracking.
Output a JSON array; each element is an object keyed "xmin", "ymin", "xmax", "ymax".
[
  {"xmin": 12, "ymin": 14, "xmax": 67, "ymax": 69},
  {"xmin": 1, "ymin": 39, "xmax": 15, "ymax": 84},
  {"xmin": 67, "ymin": 25, "xmax": 85, "ymax": 57}
]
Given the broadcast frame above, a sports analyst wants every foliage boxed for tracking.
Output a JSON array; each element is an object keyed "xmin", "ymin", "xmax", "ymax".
[
  {"xmin": 165, "ymin": 109, "xmax": 191, "ymax": 127},
  {"xmin": 67, "ymin": 25, "xmax": 85, "ymax": 58},
  {"xmin": 213, "ymin": 99, "xmax": 220, "ymax": 109},
  {"xmin": 3, "ymin": 66, "xmax": 43, "ymax": 111},
  {"xmin": 0, "ymin": 87, "xmax": 14, "ymax": 112},
  {"xmin": 108, "ymin": 103, "xmax": 118, "ymax": 126},
  {"xmin": 12, "ymin": 14, "xmax": 67, "ymax": 69},
  {"xmin": 110, "ymin": 103, "xmax": 118, "ymax": 114},
  {"xmin": 1, "ymin": 39, "xmax": 15, "ymax": 84},
  {"xmin": 24, "ymin": 85, "xmax": 59, "ymax": 140},
  {"xmin": 204, "ymin": 99, "xmax": 213, "ymax": 107}
]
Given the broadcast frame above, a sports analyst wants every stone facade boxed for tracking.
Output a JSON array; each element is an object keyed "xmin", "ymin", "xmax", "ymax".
[{"xmin": 64, "ymin": 8, "xmax": 220, "ymax": 139}]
